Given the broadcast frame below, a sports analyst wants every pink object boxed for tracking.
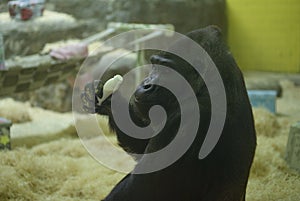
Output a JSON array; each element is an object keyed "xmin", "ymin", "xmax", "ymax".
[{"xmin": 50, "ymin": 43, "xmax": 89, "ymax": 61}]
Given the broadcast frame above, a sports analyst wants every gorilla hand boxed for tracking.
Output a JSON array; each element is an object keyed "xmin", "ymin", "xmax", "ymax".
[{"xmin": 81, "ymin": 75, "xmax": 123, "ymax": 115}]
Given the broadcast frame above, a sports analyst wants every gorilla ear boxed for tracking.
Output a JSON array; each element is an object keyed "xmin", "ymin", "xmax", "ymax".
[
  {"xmin": 209, "ymin": 25, "xmax": 222, "ymax": 32},
  {"xmin": 207, "ymin": 25, "xmax": 222, "ymax": 40},
  {"xmin": 186, "ymin": 25, "xmax": 223, "ymax": 47}
]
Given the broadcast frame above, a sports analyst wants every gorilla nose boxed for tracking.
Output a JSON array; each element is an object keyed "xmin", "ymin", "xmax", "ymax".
[
  {"xmin": 135, "ymin": 84, "xmax": 155, "ymax": 102},
  {"xmin": 143, "ymin": 84, "xmax": 154, "ymax": 91}
]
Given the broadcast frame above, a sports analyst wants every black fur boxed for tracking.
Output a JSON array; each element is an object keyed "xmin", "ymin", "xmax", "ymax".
[{"xmin": 81, "ymin": 25, "xmax": 256, "ymax": 201}]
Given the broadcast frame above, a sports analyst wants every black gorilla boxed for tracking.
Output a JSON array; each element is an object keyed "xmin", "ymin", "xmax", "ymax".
[{"xmin": 82, "ymin": 25, "xmax": 256, "ymax": 201}]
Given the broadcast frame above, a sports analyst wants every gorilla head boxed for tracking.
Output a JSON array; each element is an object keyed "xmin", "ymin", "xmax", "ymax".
[{"xmin": 81, "ymin": 25, "xmax": 256, "ymax": 201}]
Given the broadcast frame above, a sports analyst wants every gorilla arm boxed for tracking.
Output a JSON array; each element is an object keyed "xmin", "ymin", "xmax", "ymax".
[{"xmin": 81, "ymin": 75, "xmax": 149, "ymax": 155}]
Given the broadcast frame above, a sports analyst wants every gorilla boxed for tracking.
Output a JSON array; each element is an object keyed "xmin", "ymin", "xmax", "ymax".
[{"xmin": 81, "ymin": 25, "xmax": 256, "ymax": 201}]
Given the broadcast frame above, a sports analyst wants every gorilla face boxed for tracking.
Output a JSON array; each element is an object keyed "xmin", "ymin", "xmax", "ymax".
[
  {"xmin": 133, "ymin": 54, "xmax": 180, "ymax": 120},
  {"xmin": 132, "ymin": 52, "xmax": 207, "ymax": 127},
  {"xmin": 135, "ymin": 54, "xmax": 201, "ymax": 99},
  {"xmin": 131, "ymin": 27, "xmax": 224, "ymax": 124}
]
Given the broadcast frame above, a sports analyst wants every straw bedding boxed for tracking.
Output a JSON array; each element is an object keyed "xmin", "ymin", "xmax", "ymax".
[{"xmin": 0, "ymin": 81, "xmax": 299, "ymax": 201}]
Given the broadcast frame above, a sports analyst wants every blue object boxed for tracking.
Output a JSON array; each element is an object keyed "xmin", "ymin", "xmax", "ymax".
[{"xmin": 247, "ymin": 90, "xmax": 277, "ymax": 113}]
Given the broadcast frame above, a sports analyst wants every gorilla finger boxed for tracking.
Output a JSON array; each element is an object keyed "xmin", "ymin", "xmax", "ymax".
[
  {"xmin": 93, "ymin": 80, "xmax": 104, "ymax": 99},
  {"xmin": 83, "ymin": 82, "xmax": 96, "ymax": 102},
  {"xmin": 81, "ymin": 92, "xmax": 94, "ymax": 109},
  {"xmin": 82, "ymin": 105, "xmax": 96, "ymax": 114}
]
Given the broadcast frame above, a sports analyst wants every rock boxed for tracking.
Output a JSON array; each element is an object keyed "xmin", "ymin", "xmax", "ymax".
[
  {"xmin": 12, "ymin": 81, "xmax": 73, "ymax": 113},
  {"xmin": 10, "ymin": 106, "xmax": 76, "ymax": 148},
  {"xmin": 0, "ymin": 98, "xmax": 32, "ymax": 123},
  {"xmin": 244, "ymin": 71, "xmax": 300, "ymax": 97},
  {"xmin": 286, "ymin": 122, "xmax": 300, "ymax": 173},
  {"xmin": 0, "ymin": 98, "xmax": 77, "ymax": 148},
  {"xmin": 0, "ymin": 98, "xmax": 115, "ymax": 148},
  {"xmin": 46, "ymin": 0, "xmax": 227, "ymax": 34},
  {"xmin": 46, "ymin": 0, "xmax": 111, "ymax": 20},
  {"xmin": 0, "ymin": 10, "xmax": 86, "ymax": 58}
]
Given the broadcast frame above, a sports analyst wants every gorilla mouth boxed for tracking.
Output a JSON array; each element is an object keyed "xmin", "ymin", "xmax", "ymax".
[{"xmin": 130, "ymin": 99, "xmax": 151, "ymax": 126}]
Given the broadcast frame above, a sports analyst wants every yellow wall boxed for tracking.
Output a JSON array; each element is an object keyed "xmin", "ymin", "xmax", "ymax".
[{"xmin": 227, "ymin": 0, "xmax": 300, "ymax": 73}]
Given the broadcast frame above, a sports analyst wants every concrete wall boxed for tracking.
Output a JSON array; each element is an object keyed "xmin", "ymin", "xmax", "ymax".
[
  {"xmin": 46, "ymin": 0, "xmax": 227, "ymax": 35},
  {"xmin": 227, "ymin": 0, "xmax": 300, "ymax": 73},
  {"xmin": 0, "ymin": 0, "xmax": 227, "ymax": 58}
]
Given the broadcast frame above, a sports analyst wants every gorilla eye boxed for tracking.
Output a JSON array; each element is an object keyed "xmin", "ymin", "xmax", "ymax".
[
  {"xmin": 152, "ymin": 64, "xmax": 159, "ymax": 72},
  {"xmin": 161, "ymin": 61, "xmax": 169, "ymax": 67},
  {"xmin": 160, "ymin": 58, "xmax": 175, "ymax": 67}
]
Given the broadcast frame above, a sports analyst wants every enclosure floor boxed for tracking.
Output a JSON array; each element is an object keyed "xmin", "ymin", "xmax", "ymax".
[{"xmin": 0, "ymin": 79, "xmax": 300, "ymax": 201}]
